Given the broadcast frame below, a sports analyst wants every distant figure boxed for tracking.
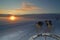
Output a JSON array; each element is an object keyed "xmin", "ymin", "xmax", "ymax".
[
  {"xmin": 45, "ymin": 20, "xmax": 52, "ymax": 33},
  {"xmin": 36, "ymin": 21, "xmax": 43, "ymax": 33},
  {"xmin": 45, "ymin": 20, "xmax": 52, "ymax": 26}
]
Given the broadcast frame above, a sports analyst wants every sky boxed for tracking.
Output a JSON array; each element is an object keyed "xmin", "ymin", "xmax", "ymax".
[{"xmin": 0, "ymin": 0, "xmax": 60, "ymax": 15}]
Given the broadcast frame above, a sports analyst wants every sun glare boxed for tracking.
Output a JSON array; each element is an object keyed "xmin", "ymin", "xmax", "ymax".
[{"xmin": 9, "ymin": 16, "xmax": 16, "ymax": 21}]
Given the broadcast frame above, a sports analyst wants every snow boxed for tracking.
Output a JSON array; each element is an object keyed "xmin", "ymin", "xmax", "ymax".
[{"xmin": 0, "ymin": 15, "xmax": 60, "ymax": 40}]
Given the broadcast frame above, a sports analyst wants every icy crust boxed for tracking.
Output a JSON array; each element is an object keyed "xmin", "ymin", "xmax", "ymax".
[{"xmin": 29, "ymin": 33, "xmax": 60, "ymax": 40}]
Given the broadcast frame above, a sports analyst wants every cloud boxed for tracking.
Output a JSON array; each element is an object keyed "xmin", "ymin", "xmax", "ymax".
[
  {"xmin": 0, "ymin": 2, "xmax": 45, "ymax": 15},
  {"xmin": 0, "ymin": 10, "xmax": 7, "ymax": 14},
  {"xmin": 15, "ymin": 2, "xmax": 44, "ymax": 14},
  {"xmin": 21, "ymin": 2, "xmax": 41, "ymax": 11}
]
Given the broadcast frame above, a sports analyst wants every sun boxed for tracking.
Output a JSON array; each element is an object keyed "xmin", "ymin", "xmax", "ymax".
[{"xmin": 9, "ymin": 16, "xmax": 16, "ymax": 21}]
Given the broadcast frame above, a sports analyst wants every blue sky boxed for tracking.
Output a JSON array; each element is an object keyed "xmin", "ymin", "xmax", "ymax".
[{"xmin": 0, "ymin": 0, "xmax": 60, "ymax": 14}]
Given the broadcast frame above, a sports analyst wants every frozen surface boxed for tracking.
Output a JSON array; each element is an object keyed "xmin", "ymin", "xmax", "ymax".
[{"xmin": 0, "ymin": 16, "xmax": 60, "ymax": 40}]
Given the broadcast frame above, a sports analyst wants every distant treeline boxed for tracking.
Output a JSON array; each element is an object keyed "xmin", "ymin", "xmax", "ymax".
[
  {"xmin": 0, "ymin": 14, "xmax": 60, "ymax": 20},
  {"xmin": 0, "ymin": 14, "xmax": 22, "ymax": 17}
]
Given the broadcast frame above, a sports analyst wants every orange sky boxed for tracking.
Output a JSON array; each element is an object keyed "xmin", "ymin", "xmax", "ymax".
[{"xmin": 0, "ymin": 2, "xmax": 45, "ymax": 15}]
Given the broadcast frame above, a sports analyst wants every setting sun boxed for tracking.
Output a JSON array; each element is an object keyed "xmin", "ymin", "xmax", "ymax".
[{"xmin": 9, "ymin": 16, "xmax": 16, "ymax": 21}]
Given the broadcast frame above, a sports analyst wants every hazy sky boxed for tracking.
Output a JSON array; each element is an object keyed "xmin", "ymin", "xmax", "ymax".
[{"xmin": 0, "ymin": 0, "xmax": 60, "ymax": 15}]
